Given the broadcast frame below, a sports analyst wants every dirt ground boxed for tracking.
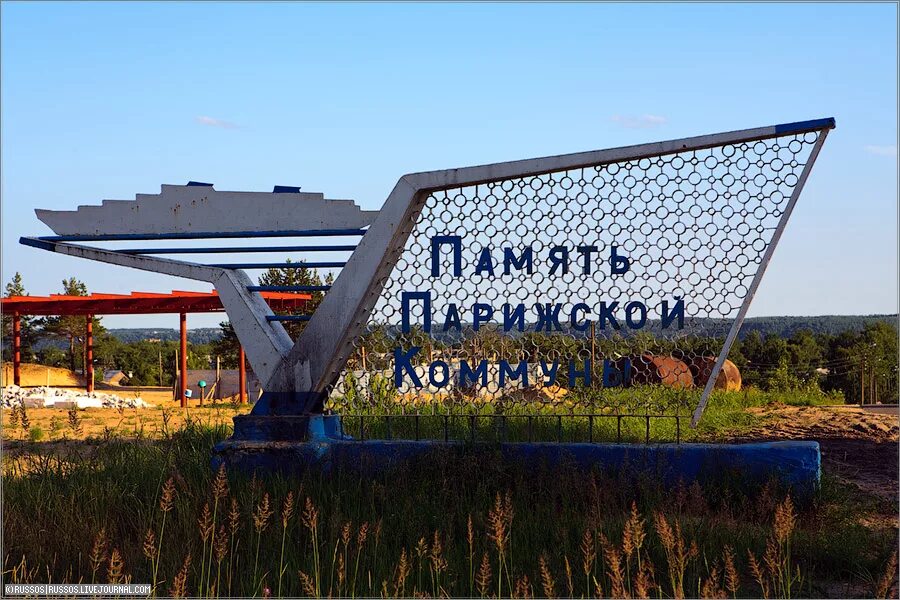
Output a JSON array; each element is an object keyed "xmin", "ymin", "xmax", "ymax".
[
  {"xmin": 1, "ymin": 362, "xmax": 84, "ymax": 387},
  {"xmin": 725, "ymin": 403, "xmax": 900, "ymax": 505},
  {"xmin": 1, "ymin": 395, "xmax": 251, "ymax": 441}
]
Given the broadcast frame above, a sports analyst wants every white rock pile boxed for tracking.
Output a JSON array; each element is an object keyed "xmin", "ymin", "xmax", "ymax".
[{"xmin": 1, "ymin": 385, "xmax": 153, "ymax": 409}]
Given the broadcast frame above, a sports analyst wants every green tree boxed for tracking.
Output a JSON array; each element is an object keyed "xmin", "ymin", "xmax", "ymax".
[
  {"xmin": 786, "ymin": 329, "xmax": 823, "ymax": 386},
  {"xmin": 825, "ymin": 321, "xmax": 899, "ymax": 403},
  {"xmin": 213, "ymin": 261, "xmax": 333, "ymax": 366},
  {"xmin": 36, "ymin": 346, "xmax": 68, "ymax": 369},
  {"xmin": 739, "ymin": 331, "xmax": 793, "ymax": 390},
  {"xmin": 258, "ymin": 259, "xmax": 331, "ymax": 338},
  {"xmin": 211, "ymin": 321, "xmax": 241, "ymax": 369},
  {"xmin": 39, "ymin": 278, "xmax": 104, "ymax": 376},
  {"xmin": 2, "ymin": 272, "xmax": 39, "ymax": 363}
]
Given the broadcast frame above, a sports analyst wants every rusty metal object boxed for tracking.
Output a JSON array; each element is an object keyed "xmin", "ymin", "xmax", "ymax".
[
  {"xmin": 624, "ymin": 354, "xmax": 694, "ymax": 388},
  {"xmin": 690, "ymin": 357, "xmax": 742, "ymax": 392}
]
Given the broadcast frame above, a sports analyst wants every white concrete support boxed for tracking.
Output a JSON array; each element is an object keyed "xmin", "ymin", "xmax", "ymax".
[{"xmin": 18, "ymin": 238, "xmax": 300, "ymax": 392}]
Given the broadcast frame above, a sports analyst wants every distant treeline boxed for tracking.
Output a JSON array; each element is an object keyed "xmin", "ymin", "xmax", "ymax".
[
  {"xmin": 103, "ymin": 328, "xmax": 222, "ymax": 345},
  {"xmin": 25, "ymin": 328, "xmax": 221, "ymax": 352},
  {"xmin": 738, "ymin": 314, "xmax": 897, "ymax": 339},
  {"xmin": 96, "ymin": 315, "xmax": 896, "ymax": 344}
]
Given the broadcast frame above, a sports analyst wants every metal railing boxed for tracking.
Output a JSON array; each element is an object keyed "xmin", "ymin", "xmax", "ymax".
[{"xmin": 336, "ymin": 413, "xmax": 684, "ymax": 444}]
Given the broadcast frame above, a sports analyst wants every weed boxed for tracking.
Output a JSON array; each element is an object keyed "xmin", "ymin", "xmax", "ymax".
[
  {"xmin": 67, "ymin": 407, "xmax": 82, "ymax": 436},
  {"xmin": 1, "ymin": 421, "xmax": 894, "ymax": 598}
]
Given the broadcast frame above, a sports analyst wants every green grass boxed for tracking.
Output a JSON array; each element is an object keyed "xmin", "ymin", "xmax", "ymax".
[
  {"xmin": 328, "ymin": 386, "xmax": 843, "ymax": 444},
  {"xmin": 3, "ymin": 421, "xmax": 896, "ymax": 598}
]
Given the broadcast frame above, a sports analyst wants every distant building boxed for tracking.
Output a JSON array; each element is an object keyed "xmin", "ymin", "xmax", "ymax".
[
  {"xmin": 103, "ymin": 370, "xmax": 128, "ymax": 385},
  {"xmin": 184, "ymin": 368, "xmax": 262, "ymax": 401}
]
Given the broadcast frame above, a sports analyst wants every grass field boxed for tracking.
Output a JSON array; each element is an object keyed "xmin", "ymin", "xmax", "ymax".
[
  {"xmin": 3, "ymin": 422, "xmax": 898, "ymax": 598},
  {"xmin": 0, "ymin": 385, "xmax": 842, "ymax": 445},
  {"xmin": 1, "ymin": 388, "xmax": 897, "ymax": 598},
  {"xmin": 327, "ymin": 387, "xmax": 846, "ymax": 445}
]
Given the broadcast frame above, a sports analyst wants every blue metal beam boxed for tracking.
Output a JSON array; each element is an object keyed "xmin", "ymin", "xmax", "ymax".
[
  {"xmin": 211, "ymin": 262, "xmax": 346, "ymax": 269},
  {"xmin": 38, "ymin": 228, "xmax": 368, "ymax": 242},
  {"xmin": 248, "ymin": 285, "xmax": 332, "ymax": 292},
  {"xmin": 116, "ymin": 245, "xmax": 357, "ymax": 255},
  {"xmin": 774, "ymin": 117, "xmax": 836, "ymax": 135}
]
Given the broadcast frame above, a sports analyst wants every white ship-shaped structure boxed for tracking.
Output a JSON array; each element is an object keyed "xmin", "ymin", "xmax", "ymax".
[{"xmin": 35, "ymin": 182, "xmax": 378, "ymax": 237}]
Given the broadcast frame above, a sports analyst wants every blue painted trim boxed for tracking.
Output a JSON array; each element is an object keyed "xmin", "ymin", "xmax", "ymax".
[
  {"xmin": 19, "ymin": 236, "xmax": 57, "ymax": 251},
  {"xmin": 212, "ymin": 261, "xmax": 345, "ymax": 269},
  {"xmin": 213, "ymin": 436, "xmax": 821, "ymax": 494},
  {"xmin": 774, "ymin": 117, "xmax": 836, "ymax": 135},
  {"xmin": 248, "ymin": 285, "xmax": 332, "ymax": 292},
  {"xmin": 37, "ymin": 229, "xmax": 367, "ymax": 242},
  {"xmin": 273, "ymin": 185, "xmax": 302, "ymax": 193},
  {"xmin": 116, "ymin": 245, "xmax": 356, "ymax": 255},
  {"xmin": 187, "ymin": 181, "xmax": 214, "ymax": 187},
  {"xmin": 266, "ymin": 315, "xmax": 312, "ymax": 322}
]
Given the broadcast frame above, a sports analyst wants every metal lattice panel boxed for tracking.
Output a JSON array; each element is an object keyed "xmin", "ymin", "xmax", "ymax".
[{"xmin": 328, "ymin": 130, "xmax": 825, "ymax": 417}]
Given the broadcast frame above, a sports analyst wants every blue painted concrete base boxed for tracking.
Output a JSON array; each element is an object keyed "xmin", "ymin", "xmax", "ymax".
[{"xmin": 212, "ymin": 415, "xmax": 821, "ymax": 494}]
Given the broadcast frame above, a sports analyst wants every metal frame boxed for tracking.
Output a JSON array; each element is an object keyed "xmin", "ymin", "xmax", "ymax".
[
  {"xmin": 690, "ymin": 128, "xmax": 831, "ymax": 425},
  {"xmin": 20, "ymin": 118, "xmax": 835, "ymax": 423},
  {"xmin": 207, "ymin": 261, "xmax": 346, "ymax": 269},
  {"xmin": 283, "ymin": 118, "xmax": 835, "ymax": 417},
  {"xmin": 117, "ymin": 245, "xmax": 357, "ymax": 255}
]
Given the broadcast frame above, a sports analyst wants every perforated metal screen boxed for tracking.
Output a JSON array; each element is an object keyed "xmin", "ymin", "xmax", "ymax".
[{"xmin": 328, "ymin": 130, "xmax": 826, "ymax": 417}]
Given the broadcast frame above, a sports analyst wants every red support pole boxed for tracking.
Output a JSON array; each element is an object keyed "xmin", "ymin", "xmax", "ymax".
[
  {"xmin": 180, "ymin": 312, "xmax": 188, "ymax": 408},
  {"xmin": 238, "ymin": 346, "xmax": 247, "ymax": 404},
  {"xmin": 85, "ymin": 315, "xmax": 94, "ymax": 393},
  {"xmin": 12, "ymin": 313, "xmax": 21, "ymax": 387}
]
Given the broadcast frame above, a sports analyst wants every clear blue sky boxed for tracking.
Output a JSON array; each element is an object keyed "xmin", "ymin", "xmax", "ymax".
[{"xmin": 2, "ymin": 2, "xmax": 897, "ymax": 329}]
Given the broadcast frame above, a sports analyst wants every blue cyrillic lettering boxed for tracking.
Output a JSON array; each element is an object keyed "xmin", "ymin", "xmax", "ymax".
[
  {"xmin": 610, "ymin": 245, "xmax": 630, "ymax": 275},
  {"xmin": 394, "ymin": 346, "xmax": 423, "ymax": 388},
  {"xmin": 598, "ymin": 301, "xmax": 620, "ymax": 330},
  {"xmin": 661, "ymin": 297, "xmax": 685, "ymax": 330},
  {"xmin": 576, "ymin": 245, "xmax": 598, "ymax": 275},
  {"xmin": 503, "ymin": 303, "xmax": 526, "ymax": 332},
  {"xmin": 475, "ymin": 248, "xmax": 495, "ymax": 276},
  {"xmin": 431, "ymin": 235, "xmax": 462, "ymax": 277},
  {"xmin": 503, "ymin": 247, "xmax": 533, "ymax": 275},
  {"xmin": 548, "ymin": 246, "xmax": 569, "ymax": 276},
  {"xmin": 570, "ymin": 303, "xmax": 591, "ymax": 332},
  {"xmin": 535, "ymin": 303, "xmax": 563, "ymax": 332},
  {"xmin": 401, "ymin": 291, "xmax": 431, "ymax": 333},
  {"xmin": 459, "ymin": 360, "xmax": 489, "ymax": 387},
  {"xmin": 473, "ymin": 303, "xmax": 494, "ymax": 331},
  {"xmin": 499, "ymin": 360, "xmax": 529, "ymax": 387},
  {"xmin": 429, "ymin": 361, "xmax": 450, "ymax": 388},
  {"xmin": 540, "ymin": 360, "xmax": 559, "ymax": 386},
  {"xmin": 625, "ymin": 301, "xmax": 647, "ymax": 329}
]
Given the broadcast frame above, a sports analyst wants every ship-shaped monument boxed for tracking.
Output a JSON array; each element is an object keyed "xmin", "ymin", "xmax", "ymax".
[{"xmin": 22, "ymin": 118, "xmax": 833, "ymax": 486}]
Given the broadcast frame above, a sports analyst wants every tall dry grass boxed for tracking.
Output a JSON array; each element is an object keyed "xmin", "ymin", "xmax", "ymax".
[{"xmin": 2, "ymin": 423, "xmax": 897, "ymax": 598}]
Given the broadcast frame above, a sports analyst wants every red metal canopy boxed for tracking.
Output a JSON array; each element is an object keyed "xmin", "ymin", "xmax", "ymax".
[
  {"xmin": 0, "ymin": 289, "xmax": 311, "ymax": 315},
  {"xmin": 1, "ymin": 289, "xmax": 311, "ymax": 405}
]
